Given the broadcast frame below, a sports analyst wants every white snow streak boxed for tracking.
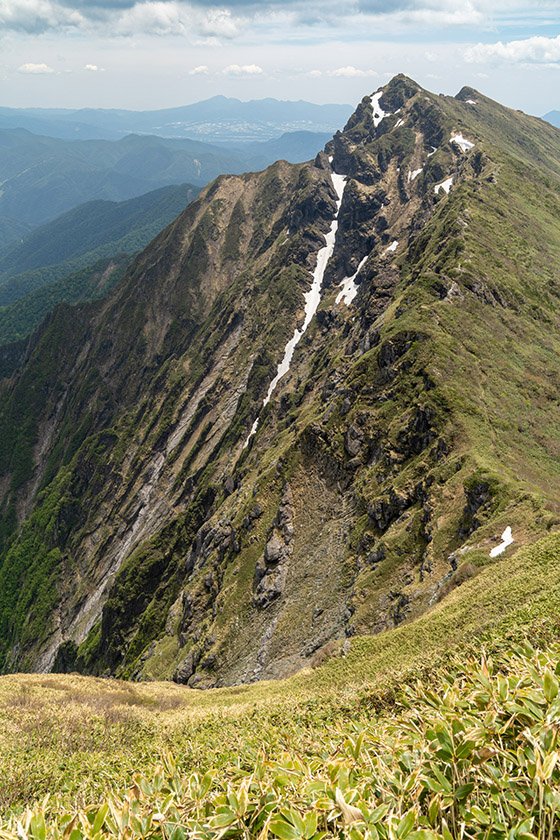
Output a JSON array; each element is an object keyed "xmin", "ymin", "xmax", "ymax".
[
  {"xmin": 435, "ymin": 177, "xmax": 453, "ymax": 195},
  {"xmin": 489, "ymin": 526, "xmax": 514, "ymax": 557},
  {"xmin": 428, "ymin": 146, "xmax": 438, "ymax": 157},
  {"xmin": 451, "ymin": 133, "xmax": 474, "ymax": 152},
  {"xmin": 371, "ymin": 90, "xmax": 390, "ymax": 127},
  {"xmin": 394, "ymin": 118, "xmax": 404, "ymax": 128},
  {"xmin": 336, "ymin": 254, "xmax": 368, "ymax": 306},
  {"xmin": 408, "ymin": 168, "xmax": 423, "ymax": 181},
  {"xmin": 383, "ymin": 240, "xmax": 399, "ymax": 255},
  {"xmin": 245, "ymin": 168, "xmax": 347, "ymax": 446},
  {"xmin": 466, "ymin": 99, "xmax": 477, "ymax": 105}
]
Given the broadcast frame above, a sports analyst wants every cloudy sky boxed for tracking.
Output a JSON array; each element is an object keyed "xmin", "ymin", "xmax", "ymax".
[{"xmin": 0, "ymin": 0, "xmax": 558, "ymax": 114}]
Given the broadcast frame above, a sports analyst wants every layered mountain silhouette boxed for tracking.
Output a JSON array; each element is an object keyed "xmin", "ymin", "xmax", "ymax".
[
  {"xmin": 1, "ymin": 75, "xmax": 560, "ymax": 686},
  {"xmin": 0, "ymin": 127, "xmax": 332, "ymax": 249}
]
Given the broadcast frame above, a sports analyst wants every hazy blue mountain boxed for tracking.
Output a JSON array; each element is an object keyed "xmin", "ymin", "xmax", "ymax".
[
  {"xmin": 0, "ymin": 216, "xmax": 31, "ymax": 250},
  {"xmin": 0, "ymin": 183, "xmax": 199, "ymax": 282},
  {"xmin": 0, "ymin": 129, "xmax": 243, "ymax": 229},
  {"xmin": 0, "ymin": 255, "xmax": 131, "ymax": 346},
  {"xmin": 544, "ymin": 110, "xmax": 560, "ymax": 128},
  {"xmin": 238, "ymin": 130, "xmax": 332, "ymax": 162},
  {"xmin": 0, "ymin": 98, "xmax": 353, "ymax": 143},
  {"xmin": 0, "ymin": 127, "xmax": 331, "ymax": 245}
]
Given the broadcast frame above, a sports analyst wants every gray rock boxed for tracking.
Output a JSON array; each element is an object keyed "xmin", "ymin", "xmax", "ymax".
[
  {"xmin": 264, "ymin": 534, "xmax": 286, "ymax": 566},
  {"xmin": 173, "ymin": 650, "xmax": 196, "ymax": 684},
  {"xmin": 254, "ymin": 564, "xmax": 287, "ymax": 609},
  {"xmin": 345, "ymin": 423, "xmax": 363, "ymax": 457}
]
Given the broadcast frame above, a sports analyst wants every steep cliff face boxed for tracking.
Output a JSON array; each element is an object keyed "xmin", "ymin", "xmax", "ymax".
[{"xmin": 2, "ymin": 75, "xmax": 560, "ymax": 685}]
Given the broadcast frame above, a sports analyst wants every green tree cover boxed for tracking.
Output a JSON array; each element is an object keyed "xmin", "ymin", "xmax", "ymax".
[
  {"xmin": 0, "ymin": 183, "xmax": 201, "ymax": 307},
  {"xmin": 0, "ymin": 255, "xmax": 131, "ymax": 346}
]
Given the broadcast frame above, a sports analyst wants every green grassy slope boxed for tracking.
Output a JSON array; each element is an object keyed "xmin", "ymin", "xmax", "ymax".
[
  {"xmin": 1, "ymin": 78, "xmax": 560, "ymax": 834},
  {"xmin": 1, "ymin": 531, "xmax": 560, "ymax": 832}
]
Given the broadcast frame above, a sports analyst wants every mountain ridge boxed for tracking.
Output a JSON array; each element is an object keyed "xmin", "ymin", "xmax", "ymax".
[{"xmin": 1, "ymin": 75, "xmax": 560, "ymax": 685}]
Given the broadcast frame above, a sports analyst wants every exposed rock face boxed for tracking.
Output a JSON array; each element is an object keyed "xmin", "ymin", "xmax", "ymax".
[
  {"xmin": 458, "ymin": 482, "xmax": 493, "ymax": 538},
  {"xmin": 254, "ymin": 484, "xmax": 295, "ymax": 608},
  {"xmin": 2, "ymin": 74, "xmax": 560, "ymax": 685}
]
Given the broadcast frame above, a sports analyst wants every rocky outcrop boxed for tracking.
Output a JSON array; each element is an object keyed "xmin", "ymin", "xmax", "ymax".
[
  {"xmin": 458, "ymin": 481, "xmax": 493, "ymax": 538},
  {"xmin": 254, "ymin": 484, "xmax": 295, "ymax": 608}
]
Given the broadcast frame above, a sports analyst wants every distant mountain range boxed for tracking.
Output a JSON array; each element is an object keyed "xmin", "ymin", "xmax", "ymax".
[
  {"xmin": 0, "ymin": 255, "xmax": 131, "ymax": 351},
  {"xmin": 0, "ymin": 182, "xmax": 200, "ymax": 297},
  {"xmin": 0, "ymin": 101, "xmax": 336, "ymax": 344},
  {"xmin": 0, "ymin": 127, "xmax": 332, "ymax": 249},
  {"xmin": 0, "ymin": 97, "xmax": 353, "ymax": 143}
]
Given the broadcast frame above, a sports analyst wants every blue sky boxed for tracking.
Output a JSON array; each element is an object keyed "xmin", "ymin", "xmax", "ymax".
[{"xmin": 0, "ymin": 0, "xmax": 558, "ymax": 114}]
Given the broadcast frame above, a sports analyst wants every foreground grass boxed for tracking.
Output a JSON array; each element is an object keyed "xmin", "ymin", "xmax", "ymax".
[
  {"xmin": 2, "ymin": 532, "xmax": 560, "ymax": 835},
  {"xmin": 2, "ymin": 638, "xmax": 560, "ymax": 839}
]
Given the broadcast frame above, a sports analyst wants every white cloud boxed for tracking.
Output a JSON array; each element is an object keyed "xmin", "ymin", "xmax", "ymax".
[
  {"xmin": 0, "ymin": 0, "xmax": 83, "ymax": 34},
  {"xmin": 222, "ymin": 63, "xmax": 263, "ymax": 75},
  {"xmin": 0, "ymin": 0, "xmax": 552, "ymax": 48},
  {"xmin": 307, "ymin": 69, "xmax": 323, "ymax": 77},
  {"xmin": 112, "ymin": 2, "xmax": 188, "ymax": 36},
  {"xmin": 0, "ymin": 0, "xmax": 523, "ymax": 40},
  {"xmin": 189, "ymin": 64, "xmax": 209, "ymax": 74},
  {"xmin": 0, "ymin": 0, "xmax": 246, "ymax": 40},
  {"xmin": 200, "ymin": 8, "xmax": 239, "ymax": 38},
  {"xmin": 84, "ymin": 63, "xmax": 98, "ymax": 70},
  {"xmin": 465, "ymin": 35, "xmax": 560, "ymax": 65},
  {"xmin": 18, "ymin": 62, "xmax": 55, "ymax": 73},
  {"xmin": 193, "ymin": 37, "xmax": 222, "ymax": 47},
  {"xmin": 327, "ymin": 65, "xmax": 378, "ymax": 77}
]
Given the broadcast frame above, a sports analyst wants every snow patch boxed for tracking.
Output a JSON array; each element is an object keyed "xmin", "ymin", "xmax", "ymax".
[
  {"xmin": 466, "ymin": 99, "xmax": 477, "ymax": 105},
  {"xmin": 427, "ymin": 146, "xmax": 437, "ymax": 157},
  {"xmin": 383, "ymin": 240, "xmax": 398, "ymax": 255},
  {"xmin": 336, "ymin": 254, "xmax": 368, "ymax": 306},
  {"xmin": 451, "ymin": 133, "xmax": 474, "ymax": 152},
  {"xmin": 408, "ymin": 167, "xmax": 423, "ymax": 181},
  {"xmin": 245, "ymin": 167, "xmax": 347, "ymax": 446},
  {"xmin": 434, "ymin": 177, "xmax": 453, "ymax": 195},
  {"xmin": 394, "ymin": 118, "xmax": 404, "ymax": 128},
  {"xmin": 489, "ymin": 526, "xmax": 514, "ymax": 558},
  {"xmin": 371, "ymin": 89, "xmax": 391, "ymax": 127}
]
